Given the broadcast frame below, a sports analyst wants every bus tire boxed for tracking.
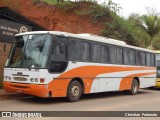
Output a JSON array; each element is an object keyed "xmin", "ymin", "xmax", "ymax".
[
  {"xmin": 67, "ymin": 80, "xmax": 82, "ymax": 102},
  {"xmin": 127, "ymin": 79, "xmax": 139, "ymax": 95}
]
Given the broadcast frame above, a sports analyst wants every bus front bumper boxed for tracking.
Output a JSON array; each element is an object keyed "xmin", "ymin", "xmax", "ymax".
[{"xmin": 3, "ymin": 81, "xmax": 49, "ymax": 98}]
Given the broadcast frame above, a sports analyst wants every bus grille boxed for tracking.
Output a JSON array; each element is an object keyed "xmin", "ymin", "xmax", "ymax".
[
  {"xmin": 10, "ymin": 85, "xmax": 30, "ymax": 89},
  {"xmin": 13, "ymin": 77, "xmax": 27, "ymax": 81}
]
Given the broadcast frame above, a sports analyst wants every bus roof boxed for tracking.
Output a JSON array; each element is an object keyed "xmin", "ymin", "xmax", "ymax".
[
  {"xmin": 16, "ymin": 31, "xmax": 154, "ymax": 53},
  {"xmin": 154, "ymin": 50, "xmax": 160, "ymax": 53}
]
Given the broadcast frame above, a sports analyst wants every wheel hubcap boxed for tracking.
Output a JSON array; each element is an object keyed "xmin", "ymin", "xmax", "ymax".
[{"xmin": 71, "ymin": 85, "xmax": 79, "ymax": 97}]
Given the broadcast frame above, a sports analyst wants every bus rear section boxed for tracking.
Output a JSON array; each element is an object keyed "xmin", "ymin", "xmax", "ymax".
[{"xmin": 3, "ymin": 31, "xmax": 157, "ymax": 102}]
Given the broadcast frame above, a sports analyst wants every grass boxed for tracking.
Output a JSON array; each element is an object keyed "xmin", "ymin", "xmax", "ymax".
[
  {"xmin": 33, "ymin": 0, "xmax": 77, "ymax": 12},
  {"xmin": 33, "ymin": 0, "xmax": 57, "ymax": 5}
]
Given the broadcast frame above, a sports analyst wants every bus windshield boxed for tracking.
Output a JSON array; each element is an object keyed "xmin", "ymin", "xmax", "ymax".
[{"xmin": 7, "ymin": 34, "xmax": 52, "ymax": 68}]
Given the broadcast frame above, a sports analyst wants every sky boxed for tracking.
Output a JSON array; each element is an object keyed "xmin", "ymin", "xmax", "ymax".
[{"xmin": 98, "ymin": 0, "xmax": 160, "ymax": 17}]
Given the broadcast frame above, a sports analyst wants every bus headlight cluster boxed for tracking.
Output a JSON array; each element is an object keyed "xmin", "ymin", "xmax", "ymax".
[
  {"xmin": 30, "ymin": 78, "xmax": 38, "ymax": 82},
  {"xmin": 30, "ymin": 78, "xmax": 45, "ymax": 83},
  {"xmin": 30, "ymin": 78, "xmax": 34, "ymax": 82},
  {"xmin": 4, "ymin": 76, "xmax": 11, "ymax": 80}
]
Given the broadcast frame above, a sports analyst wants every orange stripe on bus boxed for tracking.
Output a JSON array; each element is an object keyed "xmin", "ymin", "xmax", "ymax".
[
  {"xmin": 48, "ymin": 66, "xmax": 156, "ymax": 97},
  {"xmin": 119, "ymin": 72, "xmax": 156, "ymax": 90}
]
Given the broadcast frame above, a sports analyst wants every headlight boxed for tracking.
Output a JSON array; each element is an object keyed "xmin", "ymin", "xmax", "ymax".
[
  {"xmin": 8, "ymin": 76, "xmax": 11, "ymax": 80},
  {"xmin": 5, "ymin": 76, "xmax": 11, "ymax": 80},
  {"xmin": 35, "ymin": 78, "xmax": 38, "ymax": 82},
  {"xmin": 5, "ymin": 76, "xmax": 8, "ymax": 80},
  {"xmin": 30, "ymin": 78, "xmax": 34, "ymax": 82}
]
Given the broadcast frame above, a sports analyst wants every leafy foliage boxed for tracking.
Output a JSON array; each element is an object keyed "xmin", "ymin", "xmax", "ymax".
[
  {"xmin": 31, "ymin": 0, "xmax": 160, "ymax": 49},
  {"xmin": 137, "ymin": 15, "xmax": 160, "ymax": 38},
  {"xmin": 107, "ymin": 0, "xmax": 122, "ymax": 14},
  {"xmin": 102, "ymin": 14, "xmax": 136, "ymax": 45},
  {"xmin": 33, "ymin": 0, "xmax": 57, "ymax": 5},
  {"xmin": 86, "ymin": 4, "xmax": 111, "ymax": 23},
  {"xmin": 152, "ymin": 33, "xmax": 160, "ymax": 50},
  {"xmin": 55, "ymin": 1, "xmax": 77, "ymax": 12},
  {"xmin": 129, "ymin": 14, "xmax": 160, "ymax": 49},
  {"xmin": 131, "ymin": 27, "xmax": 151, "ymax": 48},
  {"xmin": 33, "ymin": 0, "xmax": 77, "ymax": 12}
]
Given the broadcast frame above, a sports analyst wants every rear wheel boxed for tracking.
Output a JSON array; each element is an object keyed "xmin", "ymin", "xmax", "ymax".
[
  {"xmin": 67, "ymin": 80, "xmax": 82, "ymax": 102},
  {"xmin": 127, "ymin": 79, "xmax": 139, "ymax": 95}
]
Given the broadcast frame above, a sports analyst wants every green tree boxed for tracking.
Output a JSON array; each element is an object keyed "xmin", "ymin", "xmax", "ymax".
[
  {"xmin": 138, "ymin": 15, "xmax": 160, "ymax": 38},
  {"xmin": 127, "ymin": 13, "xmax": 152, "ymax": 48},
  {"xmin": 152, "ymin": 32, "xmax": 160, "ymax": 50},
  {"xmin": 128, "ymin": 12, "xmax": 160, "ymax": 48}
]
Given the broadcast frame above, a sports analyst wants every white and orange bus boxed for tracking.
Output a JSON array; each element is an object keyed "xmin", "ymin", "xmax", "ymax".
[{"xmin": 3, "ymin": 31, "xmax": 156, "ymax": 102}]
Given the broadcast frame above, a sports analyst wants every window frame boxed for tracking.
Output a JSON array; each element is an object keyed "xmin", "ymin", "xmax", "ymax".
[{"xmin": 47, "ymin": 35, "xmax": 69, "ymax": 73}]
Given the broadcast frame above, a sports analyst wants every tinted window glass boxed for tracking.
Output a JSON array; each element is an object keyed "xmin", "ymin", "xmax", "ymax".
[
  {"xmin": 49, "ymin": 36, "xmax": 68, "ymax": 73},
  {"xmin": 124, "ymin": 49, "xmax": 130, "ymax": 65},
  {"xmin": 130, "ymin": 50, "xmax": 135, "ymax": 65},
  {"xmin": 136, "ymin": 52, "xmax": 146, "ymax": 66},
  {"xmin": 81, "ymin": 42, "xmax": 91, "ymax": 61},
  {"xmin": 101, "ymin": 46, "xmax": 109, "ymax": 63},
  {"xmin": 110, "ymin": 46, "xmax": 117, "ymax": 64},
  {"xmin": 52, "ymin": 36, "xmax": 68, "ymax": 61},
  {"xmin": 70, "ymin": 39, "xmax": 91, "ymax": 62},
  {"xmin": 136, "ymin": 52, "xmax": 141, "ymax": 65},
  {"xmin": 146, "ymin": 53, "xmax": 151, "ymax": 66},
  {"xmin": 117, "ymin": 48, "xmax": 123, "ymax": 64},
  {"xmin": 124, "ymin": 49, "xmax": 135, "ymax": 65},
  {"xmin": 151, "ymin": 54, "xmax": 155, "ymax": 66},
  {"xmin": 157, "ymin": 61, "xmax": 160, "ymax": 67},
  {"xmin": 141, "ymin": 52, "xmax": 146, "ymax": 66},
  {"xmin": 156, "ymin": 53, "xmax": 160, "ymax": 60},
  {"xmin": 53, "ymin": 43, "xmax": 67, "ymax": 60},
  {"xmin": 70, "ymin": 40, "xmax": 82, "ymax": 61},
  {"xmin": 92, "ymin": 44, "xmax": 101, "ymax": 62}
]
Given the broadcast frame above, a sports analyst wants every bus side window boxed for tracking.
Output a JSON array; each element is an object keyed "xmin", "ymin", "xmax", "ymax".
[
  {"xmin": 49, "ymin": 36, "xmax": 68, "ymax": 73},
  {"xmin": 136, "ymin": 51, "xmax": 146, "ymax": 66},
  {"xmin": 146, "ymin": 53, "xmax": 151, "ymax": 66},
  {"xmin": 116, "ymin": 47, "xmax": 123, "ymax": 64},
  {"xmin": 101, "ymin": 46, "xmax": 109, "ymax": 63},
  {"xmin": 52, "ymin": 36, "xmax": 68, "ymax": 61},
  {"xmin": 136, "ymin": 51, "xmax": 142, "ymax": 66},
  {"xmin": 52, "ymin": 43, "xmax": 67, "ymax": 61},
  {"xmin": 92, "ymin": 44, "xmax": 101, "ymax": 63},
  {"xmin": 70, "ymin": 39, "xmax": 91, "ymax": 62},
  {"xmin": 151, "ymin": 54, "xmax": 155, "ymax": 67},
  {"xmin": 124, "ymin": 49, "xmax": 130, "ymax": 65},
  {"xmin": 130, "ymin": 50, "xmax": 136, "ymax": 65},
  {"xmin": 110, "ymin": 46, "xmax": 117, "ymax": 64}
]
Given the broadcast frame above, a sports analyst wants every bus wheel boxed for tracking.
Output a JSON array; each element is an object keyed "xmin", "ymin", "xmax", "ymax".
[
  {"xmin": 128, "ymin": 79, "xmax": 139, "ymax": 95},
  {"xmin": 67, "ymin": 80, "xmax": 82, "ymax": 102}
]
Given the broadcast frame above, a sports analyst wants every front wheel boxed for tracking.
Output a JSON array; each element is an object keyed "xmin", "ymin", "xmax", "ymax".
[
  {"xmin": 67, "ymin": 81, "xmax": 82, "ymax": 102},
  {"xmin": 127, "ymin": 79, "xmax": 139, "ymax": 95}
]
